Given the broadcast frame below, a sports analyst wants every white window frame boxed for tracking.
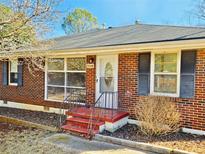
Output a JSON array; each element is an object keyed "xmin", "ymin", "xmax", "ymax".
[
  {"xmin": 9, "ymin": 60, "xmax": 18, "ymax": 86},
  {"xmin": 150, "ymin": 50, "xmax": 181, "ymax": 97},
  {"xmin": 44, "ymin": 56, "xmax": 86, "ymax": 102}
]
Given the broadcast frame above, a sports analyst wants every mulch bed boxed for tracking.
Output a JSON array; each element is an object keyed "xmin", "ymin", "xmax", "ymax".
[
  {"xmin": 0, "ymin": 107, "xmax": 67, "ymax": 127},
  {"xmin": 101, "ymin": 124, "xmax": 205, "ymax": 154}
]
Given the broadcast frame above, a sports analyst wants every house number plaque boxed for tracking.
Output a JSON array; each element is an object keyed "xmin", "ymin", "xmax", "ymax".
[{"xmin": 86, "ymin": 64, "xmax": 94, "ymax": 69}]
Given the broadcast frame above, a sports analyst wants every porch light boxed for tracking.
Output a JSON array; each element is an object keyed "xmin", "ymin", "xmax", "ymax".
[{"xmin": 88, "ymin": 57, "xmax": 94, "ymax": 64}]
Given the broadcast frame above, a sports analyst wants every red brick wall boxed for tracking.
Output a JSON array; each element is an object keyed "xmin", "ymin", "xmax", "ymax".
[
  {"xmin": 118, "ymin": 51, "xmax": 205, "ymax": 131},
  {"xmin": 176, "ymin": 50, "xmax": 205, "ymax": 130},
  {"xmin": 118, "ymin": 53, "xmax": 139, "ymax": 114},
  {"xmin": 0, "ymin": 51, "xmax": 204, "ymax": 131},
  {"xmin": 0, "ymin": 55, "xmax": 97, "ymax": 108},
  {"xmin": 86, "ymin": 55, "xmax": 96, "ymax": 104},
  {"xmin": 0, "ymin": 61, "xmax": 60, "ymax": 108}
]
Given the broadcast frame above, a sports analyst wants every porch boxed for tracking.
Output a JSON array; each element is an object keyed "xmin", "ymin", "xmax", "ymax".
[{"xmin": 61, "ymin": 91, "xmax": 129, "ymax": 138}]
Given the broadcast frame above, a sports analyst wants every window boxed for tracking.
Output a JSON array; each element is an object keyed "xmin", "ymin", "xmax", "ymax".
[
  {"xmin": 46, "ymin": 57, "xmax": 86, "ymax": 102},
  {"xmin": 9, "ymin": 60, "xmax": 18, "ymax": 85},
  {"xmin": 151, "ymin": 51, "xmax": 180, "ymax": 97}
]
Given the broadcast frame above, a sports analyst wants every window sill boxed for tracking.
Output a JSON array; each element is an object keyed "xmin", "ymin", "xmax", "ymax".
[
  {"xmin": 44, "ymin": 99, "xmax": 62, "ymax": 103},
  {"xmin": 8, "ymin": 83, "xmax": 18, "ymax": 86},
  {"xmin": 44, "ymin": 98, "xmax": 86, "ymax": 105},
  {"xmin": 149, "ymin": 92, "xmax": 179, "ymax": 98}
]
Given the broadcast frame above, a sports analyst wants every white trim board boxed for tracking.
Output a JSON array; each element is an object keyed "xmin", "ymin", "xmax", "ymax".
[
  {"xmin": 4, "ymin": 39, "xmax": 205, "ymax": 58},
  {"xmin": 128, "ymin": 119, "xmax": 205, "ymax": 136},
  {"xmin": 150, "ymin": 50, "xmax": 181, "ymax": 97},
  {"xmin": 182, "ymin": 128, "xmax": 205, "ymax": 136},
  {"xmin": 0, "ymin": 100, "xmax": 64, "ymax": 114},
  {"xmin": 95, "ymin": 54, "xmax": 118, "ymax": 108},
  {"xmin": 44, "ymin": 57, "xmax": 86, "ymax": 102}
]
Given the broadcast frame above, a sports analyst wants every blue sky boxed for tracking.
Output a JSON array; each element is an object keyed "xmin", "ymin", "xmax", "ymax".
[{"xmin": 43, "ymin": 0, "xmax": 204, "ymax": 38}]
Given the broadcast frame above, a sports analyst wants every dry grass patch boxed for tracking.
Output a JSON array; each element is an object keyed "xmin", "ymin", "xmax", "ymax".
[{"xmin": 0, "ymin": 122, "xmax": 71, "ymax": 154}]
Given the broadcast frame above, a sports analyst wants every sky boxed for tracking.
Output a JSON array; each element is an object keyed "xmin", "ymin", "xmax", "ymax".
[
  {"xmin": 1, "ymin": 0, "xmax": 202, "ymax": 38},
  {"xmin": 47, "ymin": 0, "xmax": 203, "ymax": 39}
]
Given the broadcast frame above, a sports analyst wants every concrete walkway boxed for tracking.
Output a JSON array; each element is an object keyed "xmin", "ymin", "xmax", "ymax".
[{"xmin": 44, "ymin": 133, "xmax": 157, "ymax": 154}]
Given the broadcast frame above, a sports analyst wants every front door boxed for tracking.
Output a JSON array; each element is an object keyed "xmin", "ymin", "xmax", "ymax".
[{"xmin": 96, "ymin": 55, "xmax": 118, "ymax": 109}]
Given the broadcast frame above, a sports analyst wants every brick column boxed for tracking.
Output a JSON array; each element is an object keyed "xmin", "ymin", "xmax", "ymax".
[
  {"xmin": 118, "ymin": 53, "xmax": 139, "ymax": 115},
  {"xmin": 86, "ymin": 55, "xmax": 96, "ymax": 104}
]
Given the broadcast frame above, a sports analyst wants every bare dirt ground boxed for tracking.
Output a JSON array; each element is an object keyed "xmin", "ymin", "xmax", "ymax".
[
  {"xmin": 102, "ymin": 124, "xmax": 205, "ymax": 154},
  {"xmin": 0, "ymin": 122, "xmax": 70, "ymax": 154}
]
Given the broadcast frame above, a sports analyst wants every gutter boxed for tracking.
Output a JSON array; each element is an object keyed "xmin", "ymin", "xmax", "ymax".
[
  {"xmin": 1, "ymin": 38, "xmax": 205, "ymax": 58},
  {"xmin": 45, "ymin": 38, "xmax": 205, "ymax": 56}
]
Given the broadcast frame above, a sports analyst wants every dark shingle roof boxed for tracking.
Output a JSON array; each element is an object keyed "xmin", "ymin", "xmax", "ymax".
[{"xmin": 49, "ymin": 24, "xmax": 205, "ymax": 50}]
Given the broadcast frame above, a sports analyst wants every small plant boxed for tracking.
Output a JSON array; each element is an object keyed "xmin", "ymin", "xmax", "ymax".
[{"xmin": 136, "ymin": 96, "xmax": 180, "ymax": 136}]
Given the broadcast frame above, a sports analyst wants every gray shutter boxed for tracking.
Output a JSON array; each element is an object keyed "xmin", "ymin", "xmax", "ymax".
[
  {"xmin": 2, "ymin": 61, "xmax": 8, "ymax": 86},
  {"xmin": 138, "ymin": 53, "xmax": 150, "ymax": 95},
  {"xmin": 17, "ymin": 58, "xmax": 23, "ymax": 86},
  {"xmin": 180, "ymin": 50, "xmax": 196, "ymax": 98}
]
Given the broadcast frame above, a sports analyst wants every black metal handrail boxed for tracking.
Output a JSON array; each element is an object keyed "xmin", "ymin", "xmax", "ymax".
[
  {"xmin": 59, "ymin": 89, "xmax": 119, "ymax": 139},
  {"xmin": 93, "ymin": 92, "xmax": 105, "ymax": 107},
  {"xmin": 59, "ymin": 89, "xmax": 86, "ymax": 127},
  {"xmin": 95, "ymin": 91, "xmax": 118, "ymax": 109},
  {"xmin": 87, "ymin": 91, "xmax": 118, "ymax": 139}
]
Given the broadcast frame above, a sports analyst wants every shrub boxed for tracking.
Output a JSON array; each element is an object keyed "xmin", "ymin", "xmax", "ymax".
[{"xmin": 136, "ymin": 96, "xmax": 180, "ymax": 136}]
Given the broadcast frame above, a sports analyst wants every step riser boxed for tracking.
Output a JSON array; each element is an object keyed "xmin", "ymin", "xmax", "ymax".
[
  {"xmin": 62, "ymin": 125, "xmax": 99, "ymax": 136},
  {"xmin": 64, "ymin": 129, "xmax": 99, "ymax": 136},
  {"xmin": 68, "ymin": 113, "xmax": 105, "ymax": 122},
  {"xmin": 66, "ymin": 121, "xmax": 101, "ymax": 130},
  {"xmin": 63, "ymin": 107, "xmax": 129, "ymax": 137}
]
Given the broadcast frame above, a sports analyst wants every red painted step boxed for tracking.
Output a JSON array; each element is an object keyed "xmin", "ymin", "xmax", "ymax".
[
  {"xmin": 62, "ymin": 107, "xmax": 129, "ymax": 137},
  {"xmin": 66, "ymin": 117, "xmax": 104, "ymax": 129},
  {"xmin": 66, "ymin": 107, "xmax": 129, "ymax": 123},
  {"xmin": 62, "ymin": 124, "xmax": 99, "ymax": 135}
]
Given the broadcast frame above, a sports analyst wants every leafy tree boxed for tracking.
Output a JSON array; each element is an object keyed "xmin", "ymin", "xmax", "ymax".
[{"xmin": 62, "ymin": 8, "xmax": 99, "ymax": 35}]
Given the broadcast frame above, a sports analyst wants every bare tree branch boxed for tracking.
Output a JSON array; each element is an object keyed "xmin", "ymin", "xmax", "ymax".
[{"xmin": 0, "ymin": 0, "xmax": 63, "ymax": 74}]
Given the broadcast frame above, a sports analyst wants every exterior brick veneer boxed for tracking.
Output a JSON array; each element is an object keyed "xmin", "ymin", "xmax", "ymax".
[
  {"xmin": 0, "ymin": 51, "xmax": 204, "ymax": 131},
  {"xmin": 118, "ymin": 51, "xmax": 205, "ymax": 131},
  {"xmin": 86, "ymin": 55, "xmax": 96, "ymax": 104},
  {"xmin": 0, "ymin": 55, "xmax": 96, "ymax": 108},
  {"xmin": 118, "ymin": 53, "xmax": 139, "ymax": 115},
  {"xmin": 0, "ymin": 61, "xmax": 60, "ymax": 108}
]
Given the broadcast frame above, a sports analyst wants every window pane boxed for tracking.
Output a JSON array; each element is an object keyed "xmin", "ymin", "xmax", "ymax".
[
  {"xmin": 47, "ymin": 86, "xmax": 64, "ymax": 101},
  {"xmin": 100, "ymin": 77, "xmax": 114, "ymax": 92},
  {"xmin": 10, "ymin": 73, "xmax": 18, "ymax": 83},
  {"xmin": 47, "ymin": 72, "xmax": 65, "ymax": 86},
  {"xmin": 48, "ymin": 58, "xmax": 64, "ymax": 70},
  {"xmin": 10, "ymin": 60, "xmax": 18, "ymax": 72},
  {"xmin": 155, "ymin": 53, "xmax": 177, "ymax": 73},
  {"xmin": 67, "ymin": 73, "xmax": 85, "ymax": 87},
  {"xmin": 66, "ymin": 88, "xmax": 86, "ymax": 103},
  {"xmin": 154, "ymin": 75, "xmax": 177, "ymax": 93},
  {"xmin": 67, "ymin": 57, "xmax": 85, "ymax": 71}
]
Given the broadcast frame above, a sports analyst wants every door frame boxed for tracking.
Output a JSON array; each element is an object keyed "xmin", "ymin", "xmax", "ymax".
[{"xmin": 95, "ymin": 54, "xmax": 118, "ymax": 101}]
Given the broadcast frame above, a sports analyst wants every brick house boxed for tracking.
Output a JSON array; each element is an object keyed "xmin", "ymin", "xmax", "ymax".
[{"xmin": 0, "ymin": 24, "xmax": 205, "ymax": 135}]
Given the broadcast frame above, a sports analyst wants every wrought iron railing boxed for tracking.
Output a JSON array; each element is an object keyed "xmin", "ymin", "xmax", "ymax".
[
  {"xmin": 59, "ymin": 88, "xmax": 119, "ymax": 139},
  {"xmin": 95, "ymin": 92, "xmax": 118, "ymax": 109},
  {"xmin": 87, "ymin": 91, "xmax": 118, "ymax": 139},
  {"xmin": 59, "ymin": 88, "xmax": 86, "ymax": 127}
]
